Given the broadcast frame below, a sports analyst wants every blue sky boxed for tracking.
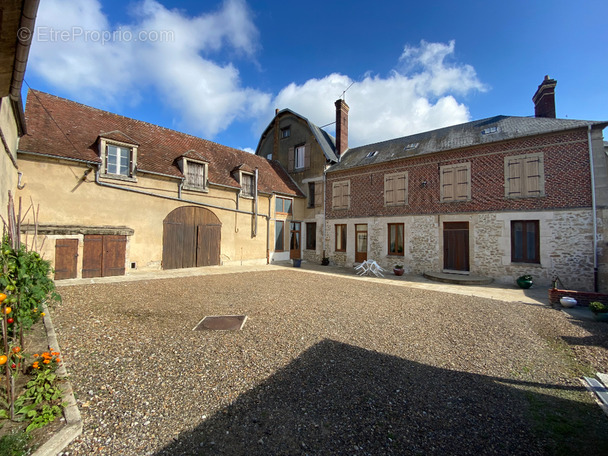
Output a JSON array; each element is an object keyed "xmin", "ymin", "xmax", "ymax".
[{"xmin": 23, "ymin": 0, "xmax": 608, "ymax": 152}]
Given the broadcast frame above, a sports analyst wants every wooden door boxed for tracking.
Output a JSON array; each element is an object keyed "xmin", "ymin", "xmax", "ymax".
[
  {"xmin": 289, "ymin": 222, "xmax": 301, "ymax": 259},
  {"xmin": 163, "ymin": 206, "xmax": 222, "ymax": 269},
  {"xmin": 82, "ymin": 234, "xmax": 103, "ymax": 278},
  {"xmin": 54, "ymin": 239, "xmax": 78, "ymax": 280},
  {"xmin": 196, "ymin": 225, "xmax": 221, "ymax": 267},
  {"xmin": 82, "ymin": 234, "xmax": 127, "ymax": 278},
  {"xmin": 355, "ymin": 224, "xmax": 368, "ymax": 263},
  {"xmin": 443, "ymin": 222, "xmax": 469, "ymax": 272}
]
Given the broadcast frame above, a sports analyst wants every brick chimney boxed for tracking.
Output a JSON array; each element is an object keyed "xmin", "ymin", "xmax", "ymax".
[
  {"xmin": 335, "ymin": 99, "xmax": 349, "ymax": 157},
  {"xmin": 532, "ymin": 75, "xmax": 557, "ymax": 118}
]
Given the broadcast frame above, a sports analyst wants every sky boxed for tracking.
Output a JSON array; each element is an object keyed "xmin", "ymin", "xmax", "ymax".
[{"xmin": 22, "ymin": 0, "xmax": 608, "ymax": 153}]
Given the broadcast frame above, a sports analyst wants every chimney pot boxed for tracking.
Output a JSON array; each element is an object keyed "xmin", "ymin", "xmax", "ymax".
[{"xmin": 532, "ymin": 76, "xmax": 557, "ymax": 118}]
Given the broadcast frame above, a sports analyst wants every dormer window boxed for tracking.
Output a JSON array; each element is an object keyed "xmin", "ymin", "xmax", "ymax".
[
  {"xmin": 180, "ymin": 157, "xmax": 209, "ymax": 192},
  {"xmin": 281, "ymin": 126, "xmax": 291, "ymax": 139},
  {"xmin": 241, "ymin": 172, "xmax": 255, "ymax": 197},
  {"xmin": 99, "ymin": 134, "xmax": 138, "ymax": 181}
]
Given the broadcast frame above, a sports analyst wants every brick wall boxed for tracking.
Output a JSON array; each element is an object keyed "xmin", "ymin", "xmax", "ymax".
[
  {"xmin": 548, "ymin": 288, "xmax": 608, "ymax": 307},
  {"xmin": 326, "ymin": 129, "xmax": 591, "ymax": 219}
]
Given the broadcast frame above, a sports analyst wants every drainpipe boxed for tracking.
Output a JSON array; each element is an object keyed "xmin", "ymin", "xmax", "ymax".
[
  {"xmin": 178, "ymin": 177, "xmax": 184, "ymax": 199},
  {"xmin": 267, "ymin": 196, "xmax": 271, "ymax": 264},
  {"xmin": 322, "ymin": 168, "xmax": 327, "ymax": 258},
  {"xmin": 588, "ymin": 125, "xmax": 598, "ymax": 291},
  {"xmin": 254, "ymin": 168, "xmax": 259, "ymax": 237}
]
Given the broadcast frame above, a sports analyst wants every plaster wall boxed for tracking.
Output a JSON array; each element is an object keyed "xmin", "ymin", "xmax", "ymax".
[{"xmin": 0, "ymin": 97, "xmax": 19, "ymax": 222}]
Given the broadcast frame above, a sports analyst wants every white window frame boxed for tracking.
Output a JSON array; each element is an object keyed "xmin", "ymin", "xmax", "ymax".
[
  {"xmin": 99, "ymin": 138, "xmax": 137, "ymax": 182},
  {"xmin": 295, "ymin": 145, "xmax": 306, "ymax": 170}
]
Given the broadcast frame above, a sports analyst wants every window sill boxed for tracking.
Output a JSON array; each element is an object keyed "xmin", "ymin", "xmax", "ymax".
[
  {"xmin": 511, "ymin": 261, "xmax": 542, "ymax": 267},
  {"xmin": 183, "ymin": 184, "xmax": 209, "ymax": 193},
  {"xmin": 100, "ymin": 173, "xmax": 137, "ymax": 183}
]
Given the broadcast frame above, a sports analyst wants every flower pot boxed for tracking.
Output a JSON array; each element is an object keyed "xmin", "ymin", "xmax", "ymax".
[
  {"xmin": 560, "ymin": 297, "xmax": 577, "ymax": 308},
  {"xmin": 321, "ymin": 258, "xmax": 329, "ymax": 266},
  {"xmin": 516, "ymin": 277, "xmax": 533, "ymax": 289},
  {"xmin": 293, "ymin": 259, "xmax": 302, "ymax": 267},
  {"xmin": 393, "ymin": 268, "xmax": 404, "ymax": 276}
]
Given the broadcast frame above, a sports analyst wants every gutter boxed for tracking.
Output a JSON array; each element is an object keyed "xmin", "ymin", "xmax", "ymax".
[
  {"xmin": 588, "ymin": 124, "xmax": 599, "ymax": 291},
  {"xmin": 11, "ymin": 0, "xmax": 40, "ymax": 101},
  {"xmin": 94, "ymin": 167, "xmax": 269, "ymax": 219}
]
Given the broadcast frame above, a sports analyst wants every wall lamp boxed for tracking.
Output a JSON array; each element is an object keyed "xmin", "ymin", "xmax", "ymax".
[{"xmin": 421, "ymin": 180, "xmax": 428, "ymax": 188}]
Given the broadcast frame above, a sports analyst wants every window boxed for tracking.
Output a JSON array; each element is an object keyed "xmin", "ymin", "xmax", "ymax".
[
  {"xmin": 275, "ymin": 221, "xmax": 285, "ymax": 251},
  {"xmin": 105, "ymin": 144, "xmax": 133, "ymax": 177},
  {"xmin": 241, "ymin": 173, "xmax": 255, "ymax": 197},
  {"xmin": 281, "ymin": 126, "xmax": 291, "ymax": 139},
  {"xmin": 505, "ymin": 153, "xmax": 545, "ymax": 198},
  {"xmin": 295, "ymin": 145, "xmax": 306, "ymax": 169},
  {"xmin": 307, "ymin": 182, "xmax": 323, "ymax": 208},
  {"xmin": 335, "ymin": 224, "xmax": 347, "ymax": 252},
  {"xmin": 306, "ymin": 222, "xmax": 316, "ymax": 250},
  {"xmin": 308, "ymin": 182, "xmax": 315, "ymax": 208},
  {"xmin": 388, "ymin": 223, "xmax": 404, "ymax": 256},
  {"xmin": 332, "ymin": 180, "xmax": 350, "ymax": 210},
  {"xmin": 440, "ymin": 162, "xmax": 471, "ymax": 202},
  {"xmin": 288, "ymin": 144, "xmax": 309, "ymax": 172},
  {"xmin": 384, "ymin": 172, "xmax": 408, "ymax": 206},
  {"xmin": 511, "ymin": 220, "xmax": 539, "ymax": 263},
  {"xmin": 275, "ymin": 197, "xmax": 292, "ymax": 215},
  {"xmin": 184, "ymin": 160, "xmax": 207, "ymax": 190}
]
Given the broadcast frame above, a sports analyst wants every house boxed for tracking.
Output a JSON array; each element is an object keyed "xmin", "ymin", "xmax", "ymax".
[
  {"xmin": 0, "ymin": 0, "xmax": 38, "ymax": 222},
  {"xmin": 15, "ymin": 90, "xmax": 303, "ymax": 279},
  {"xmin": 258, "ymin": 77, "xmax": 608, "ymax": 292},
  {"xmin": 256, "ymin": 102, "xmax": 345, "ymax": 262}
]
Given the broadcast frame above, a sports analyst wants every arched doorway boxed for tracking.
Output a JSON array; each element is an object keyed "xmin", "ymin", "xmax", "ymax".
[{"xmin": 162, "ymin": 206, "xmax": 221, "ymax": 269}]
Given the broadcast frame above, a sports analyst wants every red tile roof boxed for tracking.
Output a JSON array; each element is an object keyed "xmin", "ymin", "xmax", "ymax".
[{"xmin": 19, "ymin": 90, "xmax": 302, "ymax": 196}]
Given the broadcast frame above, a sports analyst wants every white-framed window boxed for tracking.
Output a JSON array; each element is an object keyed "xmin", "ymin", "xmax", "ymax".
[
  {"xmin": 99, "ymin": 138, "xmax": 137, "ymax": 181},
  {"xmin": 440, "ymin": 162, "xmax": 471, "ymax": 202},
  {"xmin": 505, "ymin": 153, "xmax": 545, "ymax": 198},
  {"xmin": 288, "ymin": 144, "xmax": 309, "ymax": 172},
  {"xmin": 295, "ymin": 145, "xmax": 305, "ymax": 169}
]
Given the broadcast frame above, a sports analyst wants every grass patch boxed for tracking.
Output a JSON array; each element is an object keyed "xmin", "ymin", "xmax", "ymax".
[{"xmin": 0, "ymin": 431, "xmax": 31, "ymax": 456}]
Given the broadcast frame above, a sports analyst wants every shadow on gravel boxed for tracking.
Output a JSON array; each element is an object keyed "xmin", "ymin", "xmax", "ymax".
[{"xmin": 156, "ymin": 339, "xmax": 608, "ymax": 456}]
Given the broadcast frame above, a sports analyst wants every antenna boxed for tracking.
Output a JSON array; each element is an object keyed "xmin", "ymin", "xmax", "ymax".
[{"xmin": 340, "ymin": 81, "xmax": 354, "ymax": 101}]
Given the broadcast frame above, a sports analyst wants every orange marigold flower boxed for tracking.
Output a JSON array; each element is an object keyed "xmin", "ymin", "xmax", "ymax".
[
  {"xmin": 32, "ymin": 362, "xmax": 39, "ymax": 369},
  {"xmin": 33, "ymin": 354, "xmax": 39, "ymax": 358},
  {"xmin": 51, "ymin": 352, "xmax": 60, "ymax": 356},
  {"xmin": 56, "ymin": 358, "xmax": 62, "ymax": 363},
  {"xmin": 43, "ymin": 359, "xmax": 50, "ymax": 364}
]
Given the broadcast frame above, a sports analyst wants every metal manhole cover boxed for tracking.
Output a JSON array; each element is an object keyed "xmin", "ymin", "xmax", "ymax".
[{"xmin": 193, "ymin": 315, "xmax": 248, "ymax": 331}]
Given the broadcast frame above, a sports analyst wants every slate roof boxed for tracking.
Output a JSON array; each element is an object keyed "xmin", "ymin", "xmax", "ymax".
[
  {"xmin": 330, "ymin": 115, "xmax": 608, "ymax": 172},
  {"xmin": 256, "ymin": 108, "xmax": 339, "ymax": 163},
  {"xmin": 19, "ymin": 90, "xmax": 303, "ymax": 197}
]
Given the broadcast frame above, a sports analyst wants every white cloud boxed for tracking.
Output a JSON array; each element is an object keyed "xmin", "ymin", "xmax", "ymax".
[
  {"xmin": 29, "ymin": 0, "xmax": 269, "ymax": 138},
  {"xmin": 263, "ymin": 40, "xmax": 487, "ymax": 147}
]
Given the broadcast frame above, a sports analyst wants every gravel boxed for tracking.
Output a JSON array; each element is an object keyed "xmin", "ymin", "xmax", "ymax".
[{"xmin": 50, "ymin": 269, "xmax": 608, "ymax": 455}]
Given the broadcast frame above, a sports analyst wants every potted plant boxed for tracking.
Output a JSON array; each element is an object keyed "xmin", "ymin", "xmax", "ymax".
[
  {"xmin": 516, "ymin": 274, "xmax": 533, "ymax": 289},
  {"xmin": 321, "ymin": 257, "xmax": 330, "ymax": 266},
  {"xmin": 393, "ymin": 264, "xmax": 404, "ymax": 276},
  {"xmin": 589, "ymin": 301, "xmax": 608, "ymax": 322}
]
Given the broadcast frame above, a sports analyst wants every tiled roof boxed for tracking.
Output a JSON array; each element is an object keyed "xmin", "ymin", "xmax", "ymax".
[
  {"xmin": 330, "ymin": 115, "xmax": 608, "ymax": 172},
  {"xmin": 19, "ymin": 90, "xmax": 302, "ymax": 197}
]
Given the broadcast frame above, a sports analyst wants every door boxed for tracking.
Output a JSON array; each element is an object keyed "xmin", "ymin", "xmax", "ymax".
[
  {"xmin": 162, "ymin": 206, "xmax": 222, "ymax": 269},
  {"xmin": 289, "ymin": 222, "xmax": 301, "ymax": 259},
  {"xmin": 443, "ymin": 222, "xmax": 469, "ymax": 272},
  {"xmin": 82, "ymin": 234, "xmax": 127, "ymax": 278},
  {"xmin": 54, "ymin": 239, "xmax": 78, "ymax": 280},
  {"xmin": 355, "ymin": 224, "xmax": 368, "ymax": 263}
]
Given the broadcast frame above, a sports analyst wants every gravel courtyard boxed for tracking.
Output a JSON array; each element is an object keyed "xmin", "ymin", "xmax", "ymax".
[{"xmin": 51, "ymin": 268, "xmax": 608, "ymax": 455}]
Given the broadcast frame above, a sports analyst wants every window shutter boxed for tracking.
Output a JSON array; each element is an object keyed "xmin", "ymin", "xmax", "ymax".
[
  {"xmin": 314, "ymin": 182, "xmax": 323, "ymax": 207},
  {"xmin": 506, "ymin": 157, "xmax": 523, "ymax": 197},
  {"xmin": 332, "ymin": 182, "xmax": 342, "ymax": 209},
  {"xmin": 455, "ymin": 166, "xmax": 469, "ymax": 200},
  {"xmin": 384, "ymin": 174, "xmax": 395, "ymax": 205},
  {"xmin": 342, "ymin": 181, "xmax": 350, "ymax": 209},
  {"xmin": 442, "ymin": 167, "xmax": 455, "ymax": 201},
  {"xmin": 288, "ymin": 147, "xmax": 295, "ymax": 172},
  {"xmin": 524, "ymin": 155, "xmax": 542, "ymax": 196},
  {"xmin": 304, "ymin": 144, "xmax": 311, "ymax": 170},
  {"xmin": 396, "ymin": 173, "xmax": 407, "ymax": 205}
]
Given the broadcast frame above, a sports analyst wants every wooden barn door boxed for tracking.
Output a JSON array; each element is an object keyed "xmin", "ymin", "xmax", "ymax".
[
  {"xmin": 82, "ymin": 234, "xmax": 127, "ymax": 278},
  {"xmin": 443, "ymin": 222, "xmax": 469, "ymax": 273},
  {"xmin": 162, "ymin": 207, "xmax": 222, "ymax": 269},
  {"xmin": 54, "ymin": 239, "xmax": 78, "ymax": 280}
]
